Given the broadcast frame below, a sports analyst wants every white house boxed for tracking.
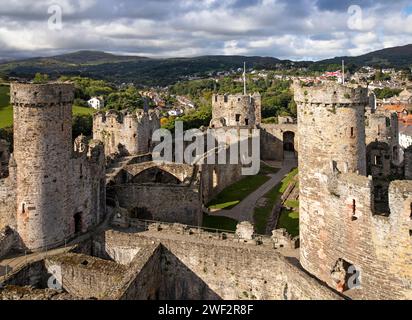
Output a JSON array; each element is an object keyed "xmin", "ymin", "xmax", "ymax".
[
  {"xmin": 167, "ymin": 109, "xmax": 184, "ymax": 117},
  {"xmin": 400, "ymin": 125, "xmax": 412, "ymax": 149},
  {"xmin": 88, "ymin": 97, "xmax": 104, "ymax": 110}
]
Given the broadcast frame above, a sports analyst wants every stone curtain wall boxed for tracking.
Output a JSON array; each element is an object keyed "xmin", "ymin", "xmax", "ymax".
[
  {"xmin": 10, "ymin": 83, "xmax": 106, "ymax": 251},
  {"xmin": 260, "ymin": 124, "xmax": 298, "ymax": 161},
  {"xmin": 211, "ymin": 93, "xmax": 261, "ymax": 128},
  {"xmin": 100, "ymin": 229, "xmax": 341, "ymax": 300},
  {"xmin": 294, "ymin": 81, "xmax": 412, "ymax": 299},
  {"xmin": 113, "ymin": 184, "xmax": 202, "ymax": 226},
  {"xmin": 93, "ymin": 110, "xmax": 160, "ymax": 157}
]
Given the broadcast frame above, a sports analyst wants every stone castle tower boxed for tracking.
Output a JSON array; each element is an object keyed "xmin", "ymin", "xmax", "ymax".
[
  {"xmin": 10, "ymin": 83, "xmax": 106, "ymax": 251},
  {"xmin": 93, "ymin": 109, "xmax": 160, "ymax": 157},
  {"xmin": 210, "ymin": 93, "xmax": 261, "ymax": 128},
  {"xmin": 294, "ymin": 81, "xmax": 412, "ymax": 299}
]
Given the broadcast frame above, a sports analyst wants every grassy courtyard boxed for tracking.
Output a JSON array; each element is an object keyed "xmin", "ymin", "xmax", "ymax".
[
  {"xmin": 278, "ymin": 208, "xmax": 299, "ymax": 237},
  {"xmin": 253, "ymin": 168, "xmax": 299, "ymax": 235},
  {"xmin": 207, "ymin": 163, "xmax": 279, "ymax": 211}
]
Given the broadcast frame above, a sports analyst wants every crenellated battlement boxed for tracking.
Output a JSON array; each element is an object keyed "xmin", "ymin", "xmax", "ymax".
[
  {"xmin": 94, "ymin": 109, "xmax": 160, "ymax": 126},
  {"xmin": 211, "ymin": 92, "xmax": 261, "ymax": 128},
  {"xmin": 10, "ymin": 82, "xmax": 74, "ymax": 106},
  {"xmin": 293, "ymin": 81, "xmax": 369, "ymax": 105}
]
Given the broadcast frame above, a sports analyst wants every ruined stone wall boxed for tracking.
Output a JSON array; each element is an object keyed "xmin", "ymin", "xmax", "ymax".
[
  {"xmin": 320, "ymin": 176, "xmax": 412, "ymax": 299},
  {"xmin": 112, "ymin": 184, "xmax": 202, "ymax": 226},
  {"xmin": 211, "ymin": 93, "xmax": 260, "ymax": 128},
  {"xmin": 12, "ymin": 83, "xmax": 74, "ymax": 250},
  {"xmin": 405, "ymin": 146, "xmax": 412, "ymax": 180},
  {"xmin": 0, "ymin": 139, "xmax": 10, "ymax": 178},
  {"xmin": 116, "ymin": 244, "xmax": 163, "ymax": 300},
  {"xmin": 0, "ymin": 174, "xmax": 16, "ymax": 230},
  {"xmin": 101, "ymin": 229, "xmax": 341, "ymax": 300},
  {"xmin": 69, "ymin": 140, "xmax": 106, "ymax": 234},
  {"xmin": 45, "ymin": 253, "xmax": 127, "ymax": 299},
  {"xmin": 11, "ymin": 83, "xmax": 106, "ymax": 251},
  {"xmin": 200, "ymin": 163, "xmax": 243, "ymax": 204},
  {"xmin": 93, "ymin": 110, "xmax": 160, "ymax": 157},
  {"xmin": 365, "ymin": 111, "xmax": 399, "ymax": 164},
  {"xmin": 0, "ymin": 226, "xmax": 16, "ymax": 258},
  {"xmin": 260, "ymin": 124, "xmax": 298, "ymax": 161},
  {"xmin": 295, "ymin": 81, "xmax": 412, "ymax": 299}
]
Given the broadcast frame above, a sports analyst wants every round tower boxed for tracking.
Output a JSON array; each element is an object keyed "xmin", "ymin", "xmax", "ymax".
[
  {"xmin": 293, "ymin": 81, "xmax": 369, "ymax": 281},
  {"xmin": 11, "ymin": 82, "xmax": 75, "ymax": 251}
]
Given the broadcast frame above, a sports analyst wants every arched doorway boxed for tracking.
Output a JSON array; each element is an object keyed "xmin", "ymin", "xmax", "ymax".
[{"xmin": 283, "ymin": 131, "xmax": 296, "ymax": 160}]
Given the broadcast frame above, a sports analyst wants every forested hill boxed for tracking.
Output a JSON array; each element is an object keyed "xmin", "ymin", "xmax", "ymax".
[
  {"xmin": 0, "ymin": 51, "xmax": 292, "ymax": 87},
  {"xmin": 1, "ymin": 44, "xmax": 412, "ymax": 86}
]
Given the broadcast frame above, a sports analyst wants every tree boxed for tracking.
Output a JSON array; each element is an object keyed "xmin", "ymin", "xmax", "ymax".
[
  {"xmin": 33, "ymin": 73, "xmax": 49, "ymax": 84},
  {"xmin": 72, "ymin": 114, "xmax": 93, "ymax": 139}
]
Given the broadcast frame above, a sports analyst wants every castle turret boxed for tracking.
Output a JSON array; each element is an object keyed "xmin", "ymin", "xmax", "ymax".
[
  {"xmin": 93, "ymin": 109, "xmax": 160, "ymax": 157},
  {"xmin": 11, "ymin": 83, "xmax": 75, "ymax": 250},
  {"xmin": 294, "ymin": 81, "xmax": 369, "ymax": 286},
  {"xmin": 210, "ymin": 93, "xmax": 261, "ymax": 128}
]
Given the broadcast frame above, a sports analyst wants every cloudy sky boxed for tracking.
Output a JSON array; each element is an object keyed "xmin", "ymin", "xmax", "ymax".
[{"xmin": 1, "ymin": 0, "xmax": 412, "ymax": 61}]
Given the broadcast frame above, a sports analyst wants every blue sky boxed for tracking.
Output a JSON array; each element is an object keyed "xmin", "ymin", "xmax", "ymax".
[{"xmin": 0, "ymin": 0, "xmax": 411, "ymax": 60}]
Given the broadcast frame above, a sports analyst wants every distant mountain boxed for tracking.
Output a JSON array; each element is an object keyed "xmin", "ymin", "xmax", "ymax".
[
  {"xmin": 0, "ymin": 51, "xmax": 294, "ymax": 86},
  {"xmin": 313, "ymin": 44, "xmax": 412, "ymax": 70},
  {"xmin": 1, "ymin": 44, "xmax": 411, "ymax": 86}
]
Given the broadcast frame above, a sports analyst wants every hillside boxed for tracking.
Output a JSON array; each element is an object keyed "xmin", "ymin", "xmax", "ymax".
[
  {"xmin": 312, "ymin": 44, "xmax": 412, "ymax": 71},
  {"xmin": 0, "ymin": 52, "xmax": 292, "ymax": 87},
  {"xmin": 1, "ymin": 44, "xmax": 411, "ymax": 86}
]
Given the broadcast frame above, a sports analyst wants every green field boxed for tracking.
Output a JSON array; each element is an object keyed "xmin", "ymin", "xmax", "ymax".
[
  {"xmin": 208, "ymin": 175, "xmax": 270, "ymax": 211},
  {"xmin": 277, "ymin": 168, "xmax": 300, "ymax": 236},
  {"xmin": 278, "ymin": 208, "xmax": 299, "ymax": 237},
  {"xmin": 253, "ymin": 168, "xmax": 299, "ymax": 234},
  {"xmin": 0, "ymin": 85, "xmax": 95, "ymax": 128},
  {"xmin": 207, "ymin": 163, "xmax": 279, "ymax": 211}
]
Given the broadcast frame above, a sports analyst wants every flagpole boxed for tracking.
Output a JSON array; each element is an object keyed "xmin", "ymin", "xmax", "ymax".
[{"xmin": 243, "ymin": 62, "xmax": 247, "ymax": 95}]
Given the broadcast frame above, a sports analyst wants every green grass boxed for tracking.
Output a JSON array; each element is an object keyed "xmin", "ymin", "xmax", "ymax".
[
  {"xmin": 208, "ymin": 174, "xmax": 271, "ymax": 210},
  {"xmin": 73, "ymin": 105, "xmax": 95, "ymax": 116},
  {"xmin": 0, "ymin": 84, "xmax": 95, "ymax": 129},
  {"xmin": 259, "ymin": 162, "xmax": 280, "ymax": 175},
  {"xmin": 202, "ymin": 213, "xmax": 238, "ymax": 232},
  {"xmin": 278, "ymin": 208, "xmax": 299, "ymax": 237},
  {"xmin": 207, "ymin": 162, "xmax": 279, "ymax": 211},
  {"xmin": 253, "ymin": 168, "xmax": 299, "ymax": 234},
  {"xmin": 284, "ymin": 199, "xmax": 299, "ymax": 209}
]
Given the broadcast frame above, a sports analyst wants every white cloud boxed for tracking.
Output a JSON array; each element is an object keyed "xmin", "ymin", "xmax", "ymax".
[{"xmin": 0, "ymin": 0, "xmax": 411, "ymax": 60}]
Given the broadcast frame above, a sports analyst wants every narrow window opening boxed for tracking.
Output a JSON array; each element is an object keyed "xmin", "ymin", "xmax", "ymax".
[
  {"xmin": 410, "ymin": 203, "xmax": 412, "ymax": 220},
  {"xmin": 374, "ymin": 155, "xmax": 382, "ymax": 166},
  {"xmin": 22, "ymin": 203, "xmax": 25, "ymax": 214},
  {"xmin": 350, "ymin": 127, "xmax": 354, "ymax": 138},
  {"xmin": 245, "ymin": 118, "xmax": 249, "ymax": 126},
  {"xmin": 235, "ymin": 114, "xmax": 241, "ymax": 122},
  {"xmin": 352, "ymin": 199, "xmax": 358, "ymax": 221}
]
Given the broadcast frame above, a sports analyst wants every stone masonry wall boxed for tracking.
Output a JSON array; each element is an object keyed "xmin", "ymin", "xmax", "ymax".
[
  {"xmin": 112, "ymin": 184, "xmax": 202, "ymax": 226},
  {"xmin": 405, "ymin": 146, "xmax": 412, "ymax": 180},
  {"xmin": 10, "ymin": 83, "xmax": 106, "ymax": 251},
  {"xmin": 295, "ymin": 81, "xmax": 412, "ymax": 299},
  {"xmin": 93, "ymin": 109, "xmax": 160, "ymax": 157},
  {"xmin": 211, "ymin": 93, "xmax": 261, "ymax": 128},
  {"xmin": 101, "ymin": 229, "xmax": 342, "ymax": 300},
  {"xmin": 260, "ymin": 124, "xmax": 298, "ymax": 161}
]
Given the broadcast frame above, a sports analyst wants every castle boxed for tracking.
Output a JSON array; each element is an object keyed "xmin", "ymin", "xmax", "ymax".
[
  {"xmin": 210, "ymin": 93, "xmax": 261, "ymax": 128},
  {"xmin": 93, "ymin": 109, "xmax": 160, "ymax": 157},
  {"xmin": 0, "ymin": 83, "xmax": 106, "ymax": 251},
  {"xmin": 294, "ymin": 81, "xmax": 412, "ymax": 299},
  {"xmin": 0, "ymin": 80, "xmax": 411, "ymax": 300}
]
